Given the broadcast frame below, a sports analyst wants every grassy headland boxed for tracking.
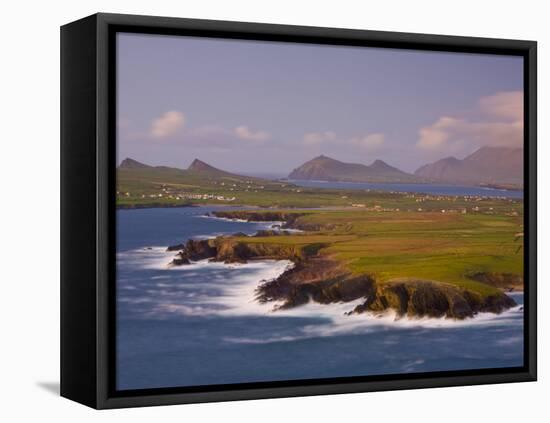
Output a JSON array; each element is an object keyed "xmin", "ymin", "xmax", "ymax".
[{"xmin": 168, "ymin": 206, "xmax": 523, "ymax": 319}]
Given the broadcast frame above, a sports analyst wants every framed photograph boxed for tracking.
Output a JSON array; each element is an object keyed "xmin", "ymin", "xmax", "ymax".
[{"xmin": 61, "ymin": 13, "xmax": 537, "ymax": 409}]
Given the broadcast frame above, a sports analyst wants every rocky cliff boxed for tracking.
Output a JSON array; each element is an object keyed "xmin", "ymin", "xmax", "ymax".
[{"xmin": 166, "ymin": 228, "xmax": 517, "ymax": 319}]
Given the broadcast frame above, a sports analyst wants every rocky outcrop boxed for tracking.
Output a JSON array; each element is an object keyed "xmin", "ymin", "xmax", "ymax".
[
  {"xmin": 171, "ymin": 256, "xmax": 191, "ymax": 265},
  {"xmin": 167, "ymin": 243, "xmax": 186, "ymax": 252},
  {"xmin": 167, "ymin": 236, "xmax": 312, "ymax": 265},
  {"xmin": 166, "ymin": 217, "xmax": 517, "ymax": 319},
  {"xmin": 210, "ymin": 211, "xmax": 307, "ymax": 230},
  {"xmin": 349, "ymin": 279, "xmax": 516, "ymax": 319},
  {"xmin": 211, "ymin": 210, "xmax": 340, "ymax": 232},
  {"xmin": 256, "ymin": 265, "xmax": 516, "ymax": 318},
  {"xmin": 168, "ymin": 239, "xmax": 217, "ymax": 265},
  {"xmin": 467, "ymin": 272, "xmax": 523, "ymax": 292},
  {"xmin": 256, "ymin": 258, "xmax": 374, "ymax": 309},
  {"xmin": 253, "ymin": 230, "xmax": 291, "ymax": 237},
  {"xmin": 214, "ymin": 240, "xmax": 302, "ymax": 264}
]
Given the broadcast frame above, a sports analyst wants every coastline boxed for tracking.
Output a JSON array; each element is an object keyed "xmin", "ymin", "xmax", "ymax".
[
  {"xmin": 115, "ymin": 206, "xmax": 524, "ymax": 388},
  {"xmin": 117, "ymin": 203, "xmax": 196, "ymax": 210},
  {"xmin": 289, "ymin": 178, "xmax": 524, "ymax": 192},
  {"xmin": 162, "ymin": 209, "xmax": 520, "ymax": 320},
  {"xmin": 116, "ymin": 179, "xmax": 525, "ymax": 211},
  {"xmin": 160, "ymin": 247, "xmax": 521, "ymax": 323}
]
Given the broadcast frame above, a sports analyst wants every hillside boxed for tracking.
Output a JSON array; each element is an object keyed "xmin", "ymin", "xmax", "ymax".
[
  {"xmin": 119, "ymin": 158, "xmax": 152, "ymax": 169},
  {"xmin": 117, "ymin": 157, "xmax": 303, "ymax": 208},
  {"xmin": 186, "ymin": 158, "xmax": 266, "ymax": 181},
  {"xmin": 414, "ymin": 146, "xmax": 523, "ymax": 186},
  {"xmin": 288, "ymin": 155, "xmax": 417, "ymax": 183}
]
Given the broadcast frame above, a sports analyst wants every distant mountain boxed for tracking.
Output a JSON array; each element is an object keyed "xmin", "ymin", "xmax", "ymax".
[
  {"xmin": 188, "ymin": 159, "xmax": 227, "ymax": 174},
  {"xmin": 119, "ymin": 158, "xmax": 152, "ymax": 169},
  {"xmin": 119, "ymin": 157, "xmax": 266, "ymax": 182},
  {"xmin": 414, "ymin": 146, "xmax": 523, "ymax": 186},
  {"xmin": 187, "ymin": 158, "xmax": 264, "ymax": 181},
  {"xmin": 288, "ymin": 155, "xmax": 417, "ymax": 183}
]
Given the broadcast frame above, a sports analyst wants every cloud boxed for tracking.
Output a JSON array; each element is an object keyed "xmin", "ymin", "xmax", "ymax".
[
  {"xmin": 479, "ymin": 91, "xmax": 523, "ymax": 121},
  {"xmin": 162, "ymin": 124, "xmax": 270, "ymax": 150},
  {"xmin": 303, "ymin": 131, "xmax": 337, "ymax": 145},
  {"xmin": 349, "ymin": 133, "xmax": 385, "ymax": 149},
  {"xmin": 234, "ymin": 125, "xmax": 270, "ymax": 142},
  {"xmin": 303, "ymin": 131, "xmax": 384, "ymax": 151},
  {"xmin": 417, "ymin": 116, "xmax": 461, "ymax": 150},
  {"xmin": 417, "ymin": 91, "xmax": 523, "ymax": 153},
  {"xmin": 150, "ymin": 111, "xmax": 185, "ymax": 139}
]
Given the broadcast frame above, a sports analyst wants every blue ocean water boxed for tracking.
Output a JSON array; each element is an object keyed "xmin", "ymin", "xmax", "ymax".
[
  {"xmin": 290, "ymin": 180, "xmax": 524, "ymax": 199},
  {"xmin": 116, "ymin": 207, "xmax": 524, "ymax": 390}
]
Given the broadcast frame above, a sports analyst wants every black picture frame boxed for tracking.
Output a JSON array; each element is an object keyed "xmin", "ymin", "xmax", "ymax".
[{"xmin": 60, "ymin": 12, "xmax": 537, "ymax": 409}]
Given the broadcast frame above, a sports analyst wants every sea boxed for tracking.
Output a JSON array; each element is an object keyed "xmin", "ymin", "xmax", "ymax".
[
  {"xmin": 117, "ymin": 200, "xmax": 524, "ymax": 390},
  {"xmin": 290, "ymin": 180, "xmax": 523, "ymax": 199}
]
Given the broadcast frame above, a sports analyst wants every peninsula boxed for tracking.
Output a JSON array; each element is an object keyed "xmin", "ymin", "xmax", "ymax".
[{"xmin": 166, "ymin": 207, "xmax": 522, "ymax": 319}]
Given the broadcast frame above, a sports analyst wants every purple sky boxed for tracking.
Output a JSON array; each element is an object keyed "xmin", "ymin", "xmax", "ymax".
[{"xmin": 117, "ymin": 33, "xmax": 523, "ymax": 175}]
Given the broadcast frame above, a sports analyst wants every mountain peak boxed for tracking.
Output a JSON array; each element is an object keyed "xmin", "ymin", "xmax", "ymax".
[
  {"xmin": 188, "ymin": 159, "xmax": 219, "ymax": 172},
  {"xmin": 119, "ymin": 158, "xmax": 151, "ymax": 169},
  {"xmin": 465, "ymin": 145, "xmax": 522, "ymax": 162},
  {"xmin": 415, "ymin": 146, "xmax": 523, "ymax": 185},
  {"xmin": 312, "ymin": 154, "xmax": 337, "ymax": 162},
  {"xmin": 289, "ymin": 155, "xmax": 414, "ymax": 183},
  {"xmin": 370, "ymin": 159, "xmax": 392, "ymax": 169}
]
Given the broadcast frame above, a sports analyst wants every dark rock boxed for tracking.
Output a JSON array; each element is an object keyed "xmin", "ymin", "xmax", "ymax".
[
  {"xmin": 182, "ymin": 239, "xmax": 217, "ymax": 261},
  {"xmin": 467, "ymin": 271, "xmax": 523, "ymax": 291},
  {"xmin": 170, "ymin": 256, "xmax": 191, "ymax": 266},
  {"xmin": 254, "ymin": 230, "xmax": 282, "ymax": 237},
  {"xmin": 349, "ymin": 279, "xmax": 516, "ymax": 319},
  {"xmin": 211, "ymin": 211, "xmax": 307, "ymax": 230},
  {"xmin": 167, "ymin": 243, "xmax": 186, "ymax": 252},
  {"xmin": 480, "ymin": 293, "xmax": 517, "ymax": 314},
  {"xmin": 255, "ymin": 258, "xmax": 376, "ymax": 310},
  {"xmin": 168, "ymin": 239, "xmax": 217, "ymax": 266}
]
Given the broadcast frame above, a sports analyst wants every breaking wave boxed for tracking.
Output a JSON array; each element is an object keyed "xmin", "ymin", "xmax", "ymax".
[{"xmin": 117, "ymin": 246, "xmax": 523, "ymax": 344}]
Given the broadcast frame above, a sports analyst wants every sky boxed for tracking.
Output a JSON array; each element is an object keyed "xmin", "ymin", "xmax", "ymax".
[{"xmin": 117, "ymin": 32, "xmax": 523, "ymax": 175}]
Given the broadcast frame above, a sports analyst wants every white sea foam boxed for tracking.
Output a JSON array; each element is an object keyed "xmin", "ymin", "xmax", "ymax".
[
  {"xmin": 198, "ymin": 214, "xmax": 303, "ymax": 233},
  {"xmin": 266, "ymin": 222, "xmax": 304, "ymax": 233},
  {"xmin": 118, "ymin": 246, "xmax": 523, "ymax": 343},
  {"xmin": 117, "ymin": 246, "xmax": 173, "ymax": 270},
  {"xmin": 208, "ymin": 260, "xmax": 294, "ymax": 316},
  {"xmin": 198, "ymin": 215, "xmax": 249, "ymax": 223},
  {"xmin": 222, "ymin": 301, "xmax": 523, "ymax": 345}
]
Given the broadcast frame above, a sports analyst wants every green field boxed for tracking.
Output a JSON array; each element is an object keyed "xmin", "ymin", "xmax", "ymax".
[
  {"xmin": 226, "ymin": 209, "xmax": 523, "ymax": 297},
  {"xmin": 117, "ymin": 167, "xmax": 522, "ymax": 211}
]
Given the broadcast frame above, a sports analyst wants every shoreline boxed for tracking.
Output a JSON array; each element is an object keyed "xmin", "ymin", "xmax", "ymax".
[
  {"xmin": 163, "ymin": 210, "xmax": 520, "ymax": 319},
  {"xmin": 116, "ymin": 181, "xmax": 525, "ymax": 211},
  {"xmin": 289, "ymin": 178, "xmax": 524, "ymax": 192},
  {"xmin": 163, "ymin": 251, "xmax": 522, "ymax": 323},
  {"xmin": 117, "ymin": 203, "xmax": 196, "ymax": 210},
  {"xmin": 120, "ymin": 244, "xmax": 522, "ymax": 328}
]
